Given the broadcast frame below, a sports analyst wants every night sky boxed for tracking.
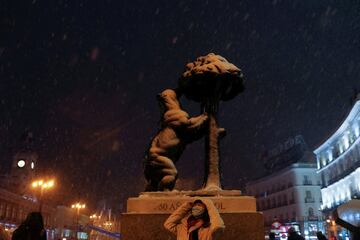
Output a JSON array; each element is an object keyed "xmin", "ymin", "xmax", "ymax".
[{"xmin": 1, "ymin": 1, "xmax": 360, "ymax": 212}]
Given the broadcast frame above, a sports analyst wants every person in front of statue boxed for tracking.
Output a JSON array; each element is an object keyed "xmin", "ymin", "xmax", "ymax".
[
  {"xmin": 287, "ymin": 227, "xmax": 304, "ymax": 240},
  {"xmin": 164, "ymin": 198, "xmax": 225, "ymax": 240},
  {"xmin": 12, "ymin": 212, "xmax": 47, "ymax": 240}
]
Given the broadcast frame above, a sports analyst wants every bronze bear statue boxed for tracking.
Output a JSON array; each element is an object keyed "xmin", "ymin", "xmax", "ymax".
[{"xmin": 144, "ymin": 89, "xmax": 208, "ymax": 191}]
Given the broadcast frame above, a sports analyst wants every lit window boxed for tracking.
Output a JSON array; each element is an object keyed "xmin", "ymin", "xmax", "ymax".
[
  {"xmin": 317, "ymin": 158, "xmax": 321, "ymax": 169},
  {"xmin": 339, "ymin": 143, "xmax": 344, "ymax": 154},
  {"xmin": 341, "ymin": 190, "xmax": 346, "ymax": 201},
  {"xmin": 355, "ymin": 124, "xmax": 360, "ymax": 138},
  {"xmin": 31, "ymin": 162, "xmax": 35, "ymax": 169},
  {"xmin": 343, "ymin": 135, "xmax": 350, "ymax": 149},
  {"xmin": 321, "ymin": 157, "xmax": 326, "ymax": 167},
  {"xmin": 328, "ymin": 150, "xmax": 333, "ymax": 162}
]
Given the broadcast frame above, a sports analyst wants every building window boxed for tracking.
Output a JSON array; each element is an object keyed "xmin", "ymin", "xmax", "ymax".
[
  {"xmin": 289, "ymin": 192, "xmax": 295, "ymax": 204},
  {"xmin": 339, "ymin": 161, "xmax": 344, "ymax": 173},
  {"xmin": 12, "ymin": 207, "xmax": 17, "ymax": 220},
  {"xmin": 354, "ymin": 123, "xmax": 360, "ymax": 138},
  {"xmin": 328, "ymin": 149, "xmax": 333, "ymax": 162},
  {"xmin": 330, "ymin": 166, "xmax": 336, "ymax": 181},
  {"xmin": 272, "ymin": 198, "xmax": 276, "ymax": 208},
  {"xmin": 350, "ymin": 131, "xmax": 356, "ymax": 144},
  {"xmin": 305, "ymin": 190, "xmax": 315, "ymax": 203},
  {"xmin": 277, "ymin": 196, "xmax": 282, "ymax": 207},
  {"xmin": 343, "ymin": 134, "xmax": 350, "ymax": 150},
  {"xmin": 308, "ymin": 207, "xmax": 314, "ymax": 217},
  {"xmin": 283, "ymin": 194, "xmax": 288, "ymax": 205},
  {"xmin": 321, "ymin": 173, "xmax": 325, "ymax": 187},
  {"xmin": 0, "ymin": 203, "xmax": 4, "ymax": 218},
  {"xmin": 303, "ymin": 175, "xmax": 312, "ymax": 185},
  {"xmin": 339, "ymin": 141, "xmax": 344, "ymax": 154},
  {"xmin": 18, "ymin": 208, "xmax": 23, "ymax": 221},
  {"xmin": 5, "ymin": 205, "xmax": 11, "ymax": 218},
  {"xmin": 321, "ymin": 154, "xmax": 327, "ymax": 167}
]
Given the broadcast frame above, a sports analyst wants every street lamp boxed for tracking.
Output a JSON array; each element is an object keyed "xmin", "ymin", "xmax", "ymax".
[
  {"xmin": 71, "ymin": 202, "xmax": 86, "ymax": 240},
  {"xmin": 31, "ymin": 179, "xmax": 55, "ymax": 212},
  {"xmin": 90, "ymin": 214, "xmax": 99, "ymax": 220}
]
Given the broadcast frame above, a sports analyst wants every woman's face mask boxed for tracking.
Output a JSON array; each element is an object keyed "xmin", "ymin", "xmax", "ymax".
[{"xmin": 191, "ymin": 204, "xmax": 205, "ymax": 218}]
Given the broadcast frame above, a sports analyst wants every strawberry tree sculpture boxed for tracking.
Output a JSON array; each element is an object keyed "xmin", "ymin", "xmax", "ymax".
[{"xmin": 178, "ymin": 53, "xmax": 244, "ymax": 191}]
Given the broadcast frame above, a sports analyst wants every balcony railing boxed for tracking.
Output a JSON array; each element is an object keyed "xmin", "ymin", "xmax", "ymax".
[
  {"xmin": 327, "ymin": 164, "xmax": 359, "ymax": 187},
  {"xmin": 305, "ymin": 197, "xmax": 315, "ymax": 203},
  {"xmin": 303, "ymin": 180, "xmax": 313, "ymax": 185}
]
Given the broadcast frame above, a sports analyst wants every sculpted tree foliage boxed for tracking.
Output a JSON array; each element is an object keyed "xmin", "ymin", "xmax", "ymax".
[{"xmin": 179, "ymin": 53, "xmax": 244, "ymax": 190}]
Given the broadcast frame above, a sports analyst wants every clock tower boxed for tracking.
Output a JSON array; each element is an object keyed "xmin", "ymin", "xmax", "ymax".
[{"xmin": 7, "ymin": 131, "xmax": 38, "ymax": 194}]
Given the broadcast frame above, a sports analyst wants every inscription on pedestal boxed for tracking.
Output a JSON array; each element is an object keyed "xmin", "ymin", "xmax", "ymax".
[
  {"xmin": 127, "ymin": 196, "xmax": 256, "ymax": 213},
  {"xmin": 154, "ymin": 201, "xmax": 226, "ymax": 212}
]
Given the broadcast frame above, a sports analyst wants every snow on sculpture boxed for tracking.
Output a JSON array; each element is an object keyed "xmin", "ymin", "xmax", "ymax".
[
  {"xmin": 144, "ymin": 53, "xmax": 244, "ymax": 192},
  {"xmin": 144, "ymin": 89, "xmax": 208, "ymax": 191},
  {"xmin": 179, "ymin": 53, "xmax": 244, "ymax": 190}
]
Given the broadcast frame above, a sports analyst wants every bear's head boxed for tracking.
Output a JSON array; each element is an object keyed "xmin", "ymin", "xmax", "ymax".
[{"xmin": 157, "ymin": 89, "xmax": 181, "ymax": 114}]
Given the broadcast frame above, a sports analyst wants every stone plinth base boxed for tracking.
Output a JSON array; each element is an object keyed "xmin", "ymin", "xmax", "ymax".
[
  {"xmin": 121, "ymin": 192, "xmax": 264, "ymax": 240},
  {"xmin": 121, "ymin": 212, "xmax": 264, "ymax": 240}
]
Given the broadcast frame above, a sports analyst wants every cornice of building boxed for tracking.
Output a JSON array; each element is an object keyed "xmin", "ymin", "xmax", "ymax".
[
  {"xmin": 246, "ymin": 162, "xmax": 317, "ymax": 186},
  {"xmin": 317, "ymin": 133, "xmax": 360, "ymax": 173},
  {"xmin": 314, "ymin": 100, "xmax": 360, "ymax": 155}
]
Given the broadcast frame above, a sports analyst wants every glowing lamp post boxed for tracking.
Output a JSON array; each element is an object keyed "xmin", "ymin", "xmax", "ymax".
[
  {"xmin": 90, "ymin": 214, "xmax": 100, "ymax": 223},
  {"xmin": 104, "ymin": 221, "xmax": 113, "ymax": 231},
  {"xmin": 71, "ymin": 203, "xmax": 86, "ymax": 212},
  {"xmin": 31, "ymin": 179, "xmax": 55, "ymax": 212},
  {"xmin": 72, "ymin": 203, "xmax": 86, "ymax": 240}
]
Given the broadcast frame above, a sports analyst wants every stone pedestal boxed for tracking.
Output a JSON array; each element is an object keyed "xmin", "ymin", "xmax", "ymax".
[{"xmin": 121, "ymin": 191, "xmax": 264, "ymax": 240}]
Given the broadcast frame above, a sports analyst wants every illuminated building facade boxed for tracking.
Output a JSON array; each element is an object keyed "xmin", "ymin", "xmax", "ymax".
[
  {"xmin": 246, "ymin": 136, "xmax": 324, "ymax": 239},
  {"xmin": 0, "ymin": 132, "xmax": 90, "ymax": 239},
  {"xmin": 0, "ymin": 189, "xmax": 91, "ymax": 240},
  {"xmin": 314, "ymin": 99, "xmax": 360, "ymax": 209},
  {"xmin": 0, "ymin": 188, "xmax": 54, "ymax": 237},
  {"xmin": 246, "ymin": 163, "xmax": 324, "ymax": 239},
  {"xmin": 314, "ymin": 98, "xmax": 360, "ymax": 238}
]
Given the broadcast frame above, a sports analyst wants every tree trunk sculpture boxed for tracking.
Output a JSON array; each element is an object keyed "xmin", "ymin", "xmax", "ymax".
[{"xmin": 179, "ymin": 53, "xmax": 244, "ymax": 190}]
